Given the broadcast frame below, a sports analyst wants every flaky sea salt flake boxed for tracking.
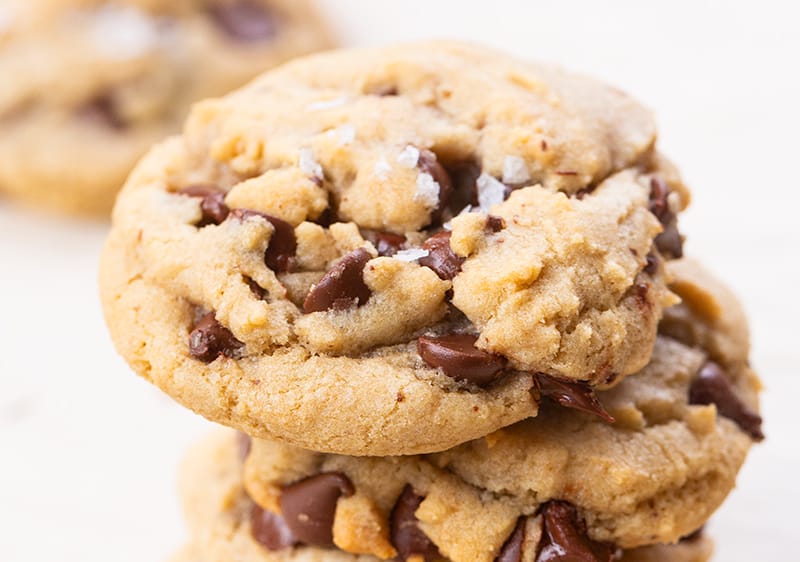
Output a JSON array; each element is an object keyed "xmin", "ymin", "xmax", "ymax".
[
  {"xmin": 397, "ymin": 145, "xmax": 420, "ymax": 168},
  {"xmin": 374, "ymin": 157, "xmax": 392, "ymax": 181},
  {"xmin": 415, "ymin": 173, "xmax": 440, "ymax": 207},
  {"xmin": 502, "ymin": 156, "xmax": 531, "ymax": 185},
  {"xmin": 393, "ymin": 249, "xmax": 430, "ymax": 262},
  {"xmin": 299, "ymin": 149, "xmax": 323, "ymax": 180},
  {"xmin": 332, "ymin": 124, "xmax": 356, "ymax": 146},
  {"xmin": 477, "ymin": 173, "xmax": 506, "ymax": 212}
]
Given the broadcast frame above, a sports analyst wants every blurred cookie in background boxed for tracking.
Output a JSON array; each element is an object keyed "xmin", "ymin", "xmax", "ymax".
[{"xmin": 0, "ymin": 0, "xmax": 334, "ymax": 216}]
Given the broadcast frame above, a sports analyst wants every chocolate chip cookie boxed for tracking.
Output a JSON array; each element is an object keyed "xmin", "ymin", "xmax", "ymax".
[
  {"xmin": 100, "ymin": 41, "xmax": 689, "ymax": 456},
  {"xmin": 172, "ymin": 259, "xmax": 760, "ymax": 562},
  {"xmin": 0, "ymin": 0, "xmax": 333, "ymax": 215},
  {"xmin": 178, "ymin": 431, "xmax": 717, "ymax": 562}
]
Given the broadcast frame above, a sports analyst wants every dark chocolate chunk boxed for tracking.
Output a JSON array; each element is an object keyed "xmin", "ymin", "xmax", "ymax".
[
  {"xmin": 279, "ymin": 473, "xmax": 354, "ymax": 547},
  {"xmin": 303, "ymin": 248, "xmax": 373, "ymax": 313},
  {"xmin": 655, "ymin": 223, "xmax": 684, "ymax": 259},
  {"xmin": 496, "ymin": 518, "xmax": 526, "ymax": 562},
  {"xmin": 362, "ymin": 230, "xmax": 407, "ymax": 257},
  {"xmin": 207, "ymin": 0, "xmax": 278, "ymax": 42},
  {"xmin": 230, "ymin": 209, "xmax": 297, "ymax": 272},
  {"xmin": 390, "ymin": 485, "xmax": 440, "ymax": 562},
  {"xmin": 417, "ymin": 334, "xmax": 506, "ymax": 387},
  {"xmin": 188, "ymin": 312, "xmax": 244, "ymax": 363},
  {"xmin": 446, "ymin": 160, "xmax": 482, "ymax": 211},
  {"xmin": 537, "ymin": 375, "xmax": 615, "ymax": 423},
  {"xmin": 648, "ymin": 177, "xmax": 671, "ymax": 224},
  {"xmin": 418, "ymin": 231, "xmax": 464, "ymax": 280},
  {"xmin": 180, "ymin": 185, "xmax": 230, "ymax": 226},
  {"xmin": 78, "ymin": 94, "xmax": 126, "ymax": 130},
  {"xmin": 689, "ymin": 362, "xmax": 764, "ymax": 440},
  {"xmin": 250, "ymin": 503, "xmax": 299, "ymax": 551},
  {"xmin": 643, "ymin": 253, "xmax": 659, "ymax": 275},
  {"xmin": 537, "ymin": 501, "xmax": 616, "ymax": 562},
  {"xmin": 486, "ymin": 215, "xmax": 506, "ymax": 232},
  {"xmin": 418, "ymin": 149, "xmax": 453, "ymax": 225}
]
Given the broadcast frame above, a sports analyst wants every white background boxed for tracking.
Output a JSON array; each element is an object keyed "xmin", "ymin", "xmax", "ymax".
[{"xmin": 1, "ymin": 1, "xmax": 798, "ymax": 560}]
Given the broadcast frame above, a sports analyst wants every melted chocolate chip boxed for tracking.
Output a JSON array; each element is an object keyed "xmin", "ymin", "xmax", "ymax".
[
  {"xmin": 279, "ymin": 473, "xmax": 354, "ymax": 547},
  {"xmin": 303, "ymin": 248, "xmax": 373, "ymax": 313},
  {"xmin": 207, "ymin": 0, "xmax": 278, "ymax": 42},
  {"xmin": 446, "ymin": 160, "xmax": 482, "ymax": 212},
  {"xmin": 487, "ymin": 215, "xmax": 506, "ymax": 232},
  {"xmin": 188, "ymin": 312, "xmax": 244, "ymax": 363},
  {"xmin": 643, "ymin": 253, "xmax": 659, "ymax": 275},
  {"xmin": 417, "ymin": 334, "xmax": 506, "ymax": 387},
  {"xmin": 250, "ymin": 503, "xmax": 299, "ymax": 551},
  {"xmin": 230, "ymin": 209, "xmax": 297, "ymax": 272},
  {"xmin": 180, "ymin": 185, "xmax": 230, "ymax": 226},
  {"xmin": 390, "ymin": 485, "xmax": 440, "ymax": 562},
  {"xmin": 362, "ymin": 230, "xmax": 406, "ymax": 257},
  {"xmin": 689, "ymin": 362, "xmax": 764, "ymax": 440},
  {"xmin": 418, "ymin": 231, "xmax": 464, "ymax": 280},
  {"xmin": 496, "ymin": 518, "xmax": 526, "ymax": 562},
  {"xmin": 537, "ymin": 501, "xmax": 615, "ymax": 562},
  {"xmin": 537, "ymin": 375, "xmax": 615, "ymax": 423},
  {"xmin": 648, "ymin": 178, "xmax": 671, "ymax": 224},
  {"xmin": 655, "ymin": 222, "xmax": 684, "ymax": 259},
  {"xmin": 418, "ymin": 150, "xmax": 453, "ymax": 225},
  {"xmin": 237, "ymin": 432, "xmax": 252, "ymax": 462},
  {"xmin": 78, "ymin": 94, "xmax": 126, "ymax": 130}
]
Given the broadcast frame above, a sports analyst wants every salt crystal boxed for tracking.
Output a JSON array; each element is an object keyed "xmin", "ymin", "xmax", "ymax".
[
  {"xmin": 393, "ymin": 248, "xmax": 430, "ymax": 262},
  {"xmin": 374, "ymin": 157, "xmax": 392, "ymax": 181},
  {"xmin": 502, "ymin": 156, "xmax": 531, "ymax": 185},
  {"xmin": 330, "ymin": 124, "xmax": 355, "ymax": 146},
  {"xmin": 299, "ymin": 149, "xmax": 323, "ymax": 180},
  {"xmin": 415, "ymin": 173, "xmax": 440, "ymax": 207},
  {"xmin": 397, "ymin": 145, "xmax": 420, "ymax": 168},
  {"xmin": 87, "ymin": 5, "xmax": 160, "ymax": 60},
  {"xmin": 476, "ymin": 173, "xmax": 506, "ymax": 212},
  {"xmin": 306, "ymin": 97, "xmax": 348, "ymax": 112}
]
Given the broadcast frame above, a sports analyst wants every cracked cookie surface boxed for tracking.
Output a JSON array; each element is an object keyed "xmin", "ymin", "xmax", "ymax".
[
  {"xmin": 174, "ymin": 261, "xmax": 760, "ymax": 562},
  {"xmin": 101, "ymin": 41, "xmax": 688, "ymax": 455},
  {"xmin": 0, "ymin": 0, "xmax": 333, "ymax": 215}
]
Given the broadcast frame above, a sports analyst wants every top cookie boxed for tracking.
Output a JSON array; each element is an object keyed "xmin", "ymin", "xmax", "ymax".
[
  {"xmin": 0, "ymin": 0, "xmax": 333, "ymax": 215},
  {"xmin": 100, "ymin": 41, "xmax": 688, "ymax": 456}
]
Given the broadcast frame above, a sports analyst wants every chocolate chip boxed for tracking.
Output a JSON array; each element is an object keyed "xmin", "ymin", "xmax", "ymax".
[
  {"xmin": 689, "ymin": 362, "xmax": 764, "ymax": 440},
  {"xmin": 279, "ymin": 473, "xmax": 355, "ymax": 547},
  {"xmin": 78, "ymin": 94, "xmax": 126, "ymax": 131},
  {"xmin": 250, "ymin": 503, "xmax": 299, "ymax": 551},
  {"xmin": 634, "ymin": 282, "xmax": 650, "ymax": 309},
  {"xmin": 207, "ymin": 0, "xmax": 278, "ymax": 42},
  {"xmin": 537, "ymin": 375, "xmax": 615, "ymax": 423},
  {"xmin": 487, "ymin": 215, "xmax": 506, "ymax": 232},
  {"xmin": 390, "ymin": 485, "xmax": 440, "ymax": 562},
  {"xmin": 445, "ymin": 160, "xmax": 482, "ymax": 213},
  {"xmin": 417, "ymin": 334, "xmax": 506, "ymax": 387},
  {"xmin": 246, "ymin": 277, "xmax": 267, "ymax": 300},
  {"xmin": 237, "ymin": 432, "xmax": 252, "ymax": 462},
  {"xmin": 303, "ymin": 248, "xmax": 373, "ymax": 313},
  {"xmin": 188, "ymin": 312, "xmax": 244, "ymax": 363},
  {"xmin": 418, "ymin": 231, "xmax": 464, "ymax": 280},
  {"xmin": 648, "ymin": 178, "xmax": 671, "ymax": 224},
  {"xmin": 655, "ymin": 222, "xmax": 684, "ymax": 259},
  {"xmin": 573, "ymin": 187, "xmax": 594, "ymax": 200},
  {"xmin": 643, "ymin": 253, "xmax": 659, "ymax": 275},
  {"xmin": 495, "ymin": 518, "xmax": 526, "ymax": 562},
  {"xmin": 418, "ymin": 150, "xmax": 453, "ymax": 225},
  {"xmin": 180, "ymin": 185, "xmax": 230, "ymax": 226},
  {"xmin": 361, "ymin": 230, "xmax": 406, "ymax": 257},
  {"xmin": 230, "ymin": 209, "xmax": 297, "ymax": 272},
  {"xmin": 537, "ymin": 501, "xmax": 616, "ymax": 562}
]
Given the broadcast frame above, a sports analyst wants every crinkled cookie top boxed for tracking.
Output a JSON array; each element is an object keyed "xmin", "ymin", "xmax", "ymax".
[{"xmin": 101, "ymin": 41, "xmax": 689, "ymax": 455}]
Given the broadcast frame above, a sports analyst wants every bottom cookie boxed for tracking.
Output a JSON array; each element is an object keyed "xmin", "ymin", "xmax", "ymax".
[{"xmin": 177, "ymin": 432, "xmax": 714, "ymax": 562}]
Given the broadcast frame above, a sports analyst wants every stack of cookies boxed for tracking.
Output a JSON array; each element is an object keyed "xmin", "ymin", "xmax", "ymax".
[{"xmin": 99, "ymin": 42, "xmax": 763, "ymax": 562}]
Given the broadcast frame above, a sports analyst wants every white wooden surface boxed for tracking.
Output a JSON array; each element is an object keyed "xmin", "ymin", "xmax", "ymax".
[{"xmin": 1, "ymin": 1, "xmax": 797, "ymax": 560}]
